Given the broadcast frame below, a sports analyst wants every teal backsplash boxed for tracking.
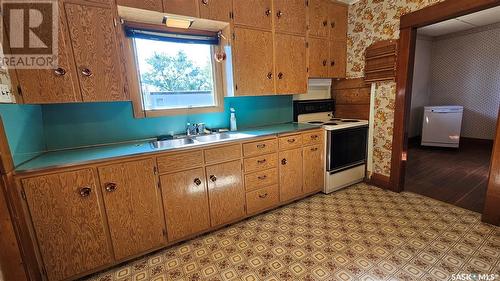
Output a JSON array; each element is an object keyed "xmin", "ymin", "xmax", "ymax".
[
  {"xmin": 42, "ymin": 96, "xmax": 293, "ymax": 150},
  {"xmin": 0, "ymin": 104, "xmax": 46, "ymax": 166}
]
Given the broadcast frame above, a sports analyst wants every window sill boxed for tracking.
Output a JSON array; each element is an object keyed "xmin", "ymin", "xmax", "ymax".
[{"xmin": 144, "ymin": 104, "xmax": 225, "ymax": 117}]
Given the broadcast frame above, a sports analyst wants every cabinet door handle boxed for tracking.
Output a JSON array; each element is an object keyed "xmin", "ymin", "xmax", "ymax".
[
  {"xmin": 258, "ymin": 175, "xmax": 267, "ymax": 180},
  {"xmin": 276, "ymin": 10, "xmax": 283, "ymax": 18},
  {"xmin": 267, "ymin": 72, "xmax": 273, "ymax": 79},
  {"xmin": 311, "ymin": 135, "xmax": 319, "ymax": 140},
  {"xmin": 311, "ymin": 147, "xmax": 319, "ymax": 152},
  {"xmin": 201, "ymin": 0, "xmax": 208, "ymax": 5},
  {"xmin": 322, "ymin": 60, "xmax": 327, "ymax": 66},
  {"xmin": 210, "ymin": 175, "xmax": 217, "ymax": 182},
  {"xmin": 278, "ymin": 72, "xmax": 284, "ymax": 80},
  {"xmin": 79, "ymin": 187, "xmax": 92, "ymax": 198},
  {"xmin": 331, "ymin": 21, "xmax": 336, "ymax": 28},
  {"xmin": 265, "ymin": 9, "xmax": 271, "ymax": 16},
  {"xmin": 257, "ymin": 159, "xmax": 267, "ymax": 164},
  {"xmin": 331, "ymin": 61, "xmax": 336, "ymax": 67},
  {"xmin": 105, "ymin": 182, "xmax": 117, "ymax": 192},
  {"xmin": 81, "ymin": 68, "xmax": 93, "ymax": 77},
  {"xmin": 194, "ymin": 178, "xmax": 202, "ymax": 186},
  {"xmin": 258, "ymin": 193, "xmax": 268, "ymax": 199},
  {"xmin": 323, "ymin": 20, "xmax": 328, "ymax": 27},
  {"xmin": 54, "ymin": 67, "xmax": 66, "ymax": 76},
  {"xmin": 257, "ymin": 144, "xmax": 266, "ymax": 149},
  {"xmin": 281, "ymin": 158, "xmax": 287, "ymax": 165},
  {"xmin": 287, "ymin": 138, "xmax": 296, "ymax": 143}
]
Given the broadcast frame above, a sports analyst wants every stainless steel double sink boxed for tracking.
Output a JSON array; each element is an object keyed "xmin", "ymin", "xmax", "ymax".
[{"xmin": 150, "ymin": 132, "xmax": 255, "ymax": 149}]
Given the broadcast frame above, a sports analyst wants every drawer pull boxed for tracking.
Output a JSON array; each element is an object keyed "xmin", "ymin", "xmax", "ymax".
[
  {"xmin": 81, "ymin": 67, "xmax": 93, "ymax": 77},
  {"xmin": 258, "ymin": 175, "xmax": 267, "ymax": 180},
  {"xmin": 105, "ymin": 182, "xmax": 117, "ymax": 192},
  {"xmin": 256, "ymin": 144, "xmax": 266, "ymax": 149},
  {"xmin": 194, "ymin": 178, "xmax": 202, "ymax": 186},
  {"xmin": 281, "ymin": 158, "xmax": 287, "ymax": 165},
  {"xmin": 287, "ymin": 138, "xmax": 296, "ymax": 144},
  {"xmin": 311, "ymin": 147, "xmax": 319, "ymax": 152},
  {"xmin": 210, "ymin": 175, "xmax": 217, "ymax": 182},
  {"xmin": 54, "ymin": 67, "xmax": 66, "ymax": 76},
  {"xmin": 311, "ymin": 135, "xmax": 319, "ymax": 140},
  {"xmin": 257, "ymin": 159, "xmax": 267, "ymax": 164},
  {"xmin": 79, "ymin": 187, "xmax": 92, "ymax": 198},
  {"xmin": 258, "ymin": 193, "xmax": 268, "ymax": 199}
]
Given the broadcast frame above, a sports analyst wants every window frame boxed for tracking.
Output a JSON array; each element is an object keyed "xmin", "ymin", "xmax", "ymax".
[{"xmin": 122, "ymin": 22, "xmax": 226, "ymax": 118}]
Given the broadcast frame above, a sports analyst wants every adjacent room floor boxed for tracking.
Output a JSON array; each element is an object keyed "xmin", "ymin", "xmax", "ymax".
[
  {"xmin": 85, "ymin": 183, "xmax": 500, "ymax": 281},
  {"xmin": 405, "ymin": 139, "xmax": 493, "ymax": 213}
]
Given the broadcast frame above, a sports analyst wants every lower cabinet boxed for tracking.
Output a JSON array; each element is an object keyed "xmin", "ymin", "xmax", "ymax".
[
  {"xmin": 21, "ymin": 169, "xmax": 112, "ymax": 281},
  {"xmin": 160, "ymin": 168, "xmax": 211, "ymax": 241},
  {"xmin": 206, "ymin": 160, "xmax": 246, "ymax": 226},
  {"xmin": 98, "ymin": 159, "xmax": 165, "ymax": 260},
  {"xmin": 303, "ymin": 144, "xmax": 324, "ymax": 193},
  {"xmin": 279, "ymin": 148, "xmax": 304, "ymax": 201}
]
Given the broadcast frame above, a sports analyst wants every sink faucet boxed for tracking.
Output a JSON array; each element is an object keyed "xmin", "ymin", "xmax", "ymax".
[{"xmin": 186, "ymin": 123, "xmax": 197, "ymax": 136}]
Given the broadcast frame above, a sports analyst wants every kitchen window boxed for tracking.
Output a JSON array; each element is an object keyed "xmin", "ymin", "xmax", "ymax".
[{"xmin": 126, "ymin": 25, "xmax": 225, "ymax": 117}]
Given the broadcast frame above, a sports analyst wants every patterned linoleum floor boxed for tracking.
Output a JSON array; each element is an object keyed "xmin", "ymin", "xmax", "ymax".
[{"xmin": 85, "ymin": 183, "xmax": 500, "ymax": 281}]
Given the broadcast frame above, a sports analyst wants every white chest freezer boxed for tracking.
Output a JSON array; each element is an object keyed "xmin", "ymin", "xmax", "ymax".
[{"xmin": 421, "ymin": 106, "xmax": 464, "ymax": 148}]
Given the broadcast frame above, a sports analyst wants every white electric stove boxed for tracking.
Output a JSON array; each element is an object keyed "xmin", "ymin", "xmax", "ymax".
[{"xmin": 294, "ymin": 99, "xmax": 369, "ymax": 194}]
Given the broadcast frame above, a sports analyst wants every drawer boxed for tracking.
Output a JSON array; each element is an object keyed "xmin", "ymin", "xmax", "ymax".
[
  {"xmin": 246, "ymin": 185, "xmax": 279, "ymax": 214},
  {"xmin": 245, "ymin": 168, "xmax": 278, "ymax": 192},
  {"xmin": 243, "ymin": 153, "xmax": 277, "ymax": 173},
  {"xmin": 279, "ymin": 134, "xmax": 302, "ymax": 150},
  {"xmin": 204, "ymin": 144, "xmax": 242, "ymax": 164},
  {"xmin": 243, "ymin": 139, "xmax": 277, "ymax": 157},
  {"xmin": 302, "ymin": 130, "xmax": 324, "ymax": 146},
  {"xmin": 157, "ymin": 150, "xmax": 204, "ymax": 173}
]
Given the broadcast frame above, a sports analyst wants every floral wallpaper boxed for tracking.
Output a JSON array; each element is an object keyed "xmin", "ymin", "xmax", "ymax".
[{"xmin": 346, "ymin": 0, "xmax": 445, "ymax": 177}]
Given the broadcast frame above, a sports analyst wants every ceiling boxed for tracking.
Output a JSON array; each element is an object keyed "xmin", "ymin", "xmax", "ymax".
[{"xmin": 418, "ymin": 6, "xmax": 500, "ymax": 37}]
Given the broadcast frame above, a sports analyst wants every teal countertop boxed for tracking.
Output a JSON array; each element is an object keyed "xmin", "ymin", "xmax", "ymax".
[{"xmin": 15, "ymin": 123, "xmax": 321, "ymax": 173}]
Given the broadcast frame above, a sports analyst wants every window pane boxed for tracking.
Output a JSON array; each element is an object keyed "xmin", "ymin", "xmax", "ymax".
[{"xmin": 134, "ymin": 38, "xmax": 216, "ymax": 110}]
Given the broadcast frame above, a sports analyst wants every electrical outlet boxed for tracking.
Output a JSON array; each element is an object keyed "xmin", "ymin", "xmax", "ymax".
[{"xmin": 0, "ymin": 84, "xmax": 15, "ymax": 103}]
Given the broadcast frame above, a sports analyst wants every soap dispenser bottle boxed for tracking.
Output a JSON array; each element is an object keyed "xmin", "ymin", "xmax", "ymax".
[{"xmin": 230, "ymin": 108, "xmax": 237, "ymax": 131}]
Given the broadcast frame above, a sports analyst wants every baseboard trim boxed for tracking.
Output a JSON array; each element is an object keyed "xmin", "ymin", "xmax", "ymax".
[{"xmin": 366, "ymin": 173, "xmax": 392, "ymax": 190}]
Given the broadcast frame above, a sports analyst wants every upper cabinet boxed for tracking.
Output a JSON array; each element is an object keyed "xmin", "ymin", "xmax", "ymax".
[
  {"xmin": 163, "ymin": 0, "xmax": 199, "ymax": 16},
  {"xmin": 329, "ymin": 2, "xmax": 348, "ymax": 41},
  {"xmin": 199, "ymin": 0, "xmax": 233, "ymax": 22},
  {"xmin": 233, "ymin": 0, "xmax": 273, "ymax": 30},
  {"xmin": 273, "ymin": 0, "xmax": 307, "ymax": 35},
  {"xmin": 275, "ymin": 34, "xmax": 307, "ymax": 94},
  {"xmin": 116, "ymin": 0, "xmax": 163, "ymax": 12},
  {"xmin": 308, "ymin": 0, "xmax": 329, "ymax": 38}
]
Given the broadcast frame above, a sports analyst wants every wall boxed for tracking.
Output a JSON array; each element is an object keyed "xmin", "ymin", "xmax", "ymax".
[
  {"xmin": 347, "ymin": 0, "xmax": 445, "ymax": 177},
  {"xmin": 42, "ymin": 96, "xmax": 293, "ymax": 150},
  {"xmin": 409, "ymin": 35, "xmax": 433, "ymax": 138},
  {"xmin": 429, "ymin": 24, "xmax": 500, "ymax": 140}
]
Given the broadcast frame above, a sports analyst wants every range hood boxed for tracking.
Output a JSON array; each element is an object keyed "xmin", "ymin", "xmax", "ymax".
[{"xmin": 294, "ymin": 79, "xmax": 333, "ymax": 100}]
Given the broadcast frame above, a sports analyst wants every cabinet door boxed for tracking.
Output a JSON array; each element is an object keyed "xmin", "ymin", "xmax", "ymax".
[
  {"xmin": 279, "ymin": 148, "xmax": 303, "ymax": 201},
  {"xmin": 233, "ymin": 0, "xmax": 272, "ymax": 30},
  {"xmin": 15, "ymin": 2, "xmax": 81, "ymax": 104},
  {"xmin": 22, "ymin": 169, "xmax": 111, "ymax": 281},
  {"xmin": 308, "ymin": 0, "xmax": 329, "ymax": 38},
  {"xmin": 65, "ymin": 3, "xmax": 125, "ymax": 102},
  {"xmin": 303, "ymin": 144, "xmax": 324, "ymax": 193},
  {"xmin": 308, "ymin": 37, "xmax": 330, "ymax": 78},
  {"xmin": 199, "ymin": 0, "xmax": 232, "ymax": 22},
  {"xmin": 206, "ymin": 160, "xmax": 245, "ymax": 226},
  {"xmin": 329, "ymin": 2, "xmax": 347, "ymax": 41},
  {"xmin": 329, "ymin": 40, "xmax": 346, "ymax": 78},
  {"xmin": 160, "ymin": 168, "xmax": 210, "ymax": 241},
  {"xmin": 275, "ymin": 34, "xmax": 307, "ymax": 94},
  {"xmin": 98, "ymin": 159, "xmax": 165, "ymax": 260},
  {"xmin": 116, "ymin": 0, "xmax": 163, "ymax": 12},
  {"xmin": 163, "ymin": 0, "xmax": 199, "ymax": 16},
  {"xmin": 273, "ymin": 0, "xmax": 306, "ymax": 35},
  {"xmin": 233, "ymin": 28, "xmax": 275, "ymax": 96}
]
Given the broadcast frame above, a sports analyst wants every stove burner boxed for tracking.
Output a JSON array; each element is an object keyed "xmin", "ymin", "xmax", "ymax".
[
  {"xmin": 342, "ymin": 120, "xmax": 360, "ymax": 123},
  {"xmin": 323, "ymin": 122, "xmax": 338, "ymax": 126},
  {"xmin": 308, "ymin": 121, "xmax": 324, "ymax": 124}
]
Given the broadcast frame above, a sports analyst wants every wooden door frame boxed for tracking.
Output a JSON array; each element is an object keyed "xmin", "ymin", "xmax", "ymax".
[{"xmin": 390, "ymin": 0, "xmax": 500, "ymax": 224}]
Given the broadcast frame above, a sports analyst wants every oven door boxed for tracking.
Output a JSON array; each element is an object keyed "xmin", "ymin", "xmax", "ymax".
[{"xmin": 327, "ymin": 126, "xmax": 368, "ymax": 173}]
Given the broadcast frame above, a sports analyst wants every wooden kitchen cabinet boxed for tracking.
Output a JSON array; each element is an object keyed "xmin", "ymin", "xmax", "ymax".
[
  {"xmin": 330, "ymin": 40, "xmax": 347, "ymax": 78},
  {"xmin": 199, "ymin": 0, "xmax": 232, "ymax": 22},
  {"xmin": 21, "ymin": 169, "xmax": 112, "ymax": 281},
  {"xmin": 163, "ymin": 0, "xmax": 199, "ymax": 16},
  {"xmin": 116, "ymin": 0, "xmax": 163, "ymax": 12},
  {"xmin": 160, "ymin": 168, "xmax": 210, "ymax": 241},
  {"xmin": 233, "ymin": 0, "xmax": 273, "ymax": 30},
  {"xmin": 308, "ymin": 37, "xmax": 330, "ymax": 78},
  {"xmin": 275, "ymin": 33, "xmax": 307, "ymax": 94},
  {"xmin": 233, "ymin": 27, "xmax": 275, "ymax": 96},
  {"xmin": 328, "ymin": 2, "xmax": 348, "ymax": 41},
  {"xmin": 279, "ymin": 148, "xmax": 303, "ymax": 201},
  {"xmin": 65, "ymin": 3, "xmax": 126, "ymax": 102},
  {"xmin": 98, "ymin": 159, "xmax": 165, "ymax": 260},
  {"xmin": 303, "ymin": 144, "xmax": 324, "ymax": 193},
  {"xmin": 206, "ymin": 160, "xmax": 246, "ymax": 226},
  {"xmin": 308, "ymin": 0, "xmax": 330, "ymax": 38},
  {"xmin": 273, "ymin": 0, "xmax": 307, "ymax": 35}
]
